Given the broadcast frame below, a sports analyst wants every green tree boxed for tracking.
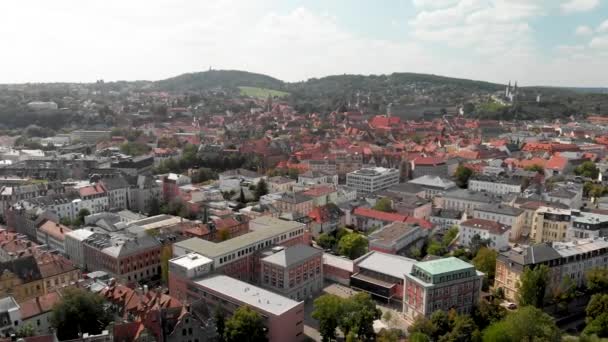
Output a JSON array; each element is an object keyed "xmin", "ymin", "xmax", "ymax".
[
  {"xmin": 586, "ymin": 294, "xmax": 608, "ymax": 325},
  {"xmin": 215, "ymin": 307, "xmax": 226, "ymax": 342},
  {"xmin": 473, "ymin": 247, "xmax": 497, "ymax": 279},
  {"xmin": 254, "ymin": 179, "xmax": 269, "ymax": 200},
  {"xmin": 586, "ymin": 268, "xmax": 608, "ymax": 293},
  {"xmin": 160, "ymin": 246, "xmax": 172, "ymax": 284},
  {"xmin": 50, "ymin": 288, "xmax": 112, "ymax": 341},
  {"xmin": 16, "ymin": 323, "xmax": 35, "ymax": 338},
  {"xmin": 409, "ymin": 332, "xmax": 431, "ymax": 342},
  {"xmin": 440, "ymin": 315, "xmax": 478, "ymax": 342},
  {"xmin": 430, "ymin": 310, "xmax": 451, "ymax": 340},
  {"xmin": 443, "ymin": 227, "xmax": 459, "ymax": 247},
  {"xmin": 340, "ymin": 292, "xmax": 381, "ymax": 340},
  {"xmin": 408, "ymin": 315, "xmax": 435, "ymax": 337},
  {"xmin": 517, "ymin": 265, "xmax": 550, "ymax": 308},
  {"xmin": 373, "ymin": 198, "xmax": 394, "ymax": 212},
  {"xmin": 472, "ymin": 299, "xmax": 506, "ymax": 330},
  {"xmin": 584, "ymin": 313, "xmax": 608, "ymax": 338},
  {"xmin": 552, "ymin": 276, "xmax": 576, "ymax": 313},
  {"xmin": 482, "ymin": 306, "xmax": 560, "ymax": 342},
  {"xmin": 337, "ymin": 233, "xmax": 368, "ymax": 259},
  {"xmin": 74, "ymin": 208, "xmax": 91, "ymax": 226},
  {"xmin": 377, "ymin": 328, "xmax": 403, "ymax": 342},
  {"xmin": 454, "ymin": 165, "xmax": 473, "ymax": 188},
  {"xmin": 575, "ymin": 161, "xmax": 599, "ymax": 179},
  {"xmin": 524, "ymin": 164, "xmax": 544, "ymax": 173},
  {"xmin": 312, "ymin": 294, "xmax": 345, "ymax": 342},
  {"xmin": 317, "ymin": 233, "xmax": 337, "ymax": 250},
  {"xmin": 224, "ymin": 306, "xmax": 267, "ymax": 342},
  {"xmin": 218, "ymin": 228, "xmax": 230, "ymax": 242},
  {"xmin": 427, "ymin": 240, "xmax": 446, "ymax": 256}
]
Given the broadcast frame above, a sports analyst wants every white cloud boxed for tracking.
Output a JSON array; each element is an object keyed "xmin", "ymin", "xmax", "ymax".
[
  {"xmin": 560, "ymin": 0, "xmax": 600, "ymax": 13},
  {"xmin": 590, "ymin": 35, "xmax": 608, "ymax": 49},
  {"xmin": 412, "ymin": 0, "xmax": 460, "ymax": 9},
  {"xmin": 597, "ymin": 19, "xmax": 608, "ymax": 33},
  {"xmin": 575, "ymin": 25, "xmax": 594, "ymax": 35}
]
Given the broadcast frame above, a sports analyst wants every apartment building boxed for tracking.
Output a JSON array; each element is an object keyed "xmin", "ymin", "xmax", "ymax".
[
  {"xmin": 0, "ymin": 181, "xmax": 64, "ymax": 218},
  {"xmin": 569, "ymin": 210, "xmax": 608, "ymax": 240},
  {"xmin": 531, "ymin": 207, "xmax": 571, "ymax": 243},
  {"xmin": 442, "ymin": 189, "xmax": 503, "ymax": 216},
  {"xmin": 495, "ymin": 237, "xmax": 608, "ymax": 302},
  {"xmin": 64, "ymin": 228, "xmax": 95, "ymax": 268},
  {"xmin": 403, "ymin": 257, "xmax": 483, "ymax": 321},
  {"xmin": 473, "ymin": 204, "xmax": 524, "ymax": 241},
  {"xmin": 260, "ymin": 244, "xmax": 323, "ymax": 301},
  {"xmin": 346, "ymin": 167, "xmax": 400, "ymax": 195},
  {"xmin": 36, "ymin": 220, "xmax": 71, "ymax": 254},
  {"xmin": 468, "ymin": 175, "xmax": 522, "ymax": 195},
  {"xmin": 100, "ymin": 177, "xmax": 130, "ymax": 211},
  {"xmin": 274, "ymin": 192, "xmax": 313, "ymax": 215},
  {"xmin": 459, "ymin": 219, "xmax": 511, "ymax": 251},
  {"xmin": 82, "ymin": 232, "xmax": 161, "ymax": 284}
]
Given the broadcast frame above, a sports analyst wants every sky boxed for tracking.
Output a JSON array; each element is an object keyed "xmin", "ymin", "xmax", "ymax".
[{"xmin": 1, "ymin": 0, "xmax": 607, "ymax": 86}]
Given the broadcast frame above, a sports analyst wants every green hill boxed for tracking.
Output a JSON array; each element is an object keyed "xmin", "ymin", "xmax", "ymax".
[{"xmin": 154, "ymin": 69, "xmax": 285, "ymax": 92}]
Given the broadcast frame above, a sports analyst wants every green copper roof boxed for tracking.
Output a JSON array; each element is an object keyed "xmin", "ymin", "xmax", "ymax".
[{"xmin": 415, "ymin": 257, "xmax": 474, "ymax": 276}]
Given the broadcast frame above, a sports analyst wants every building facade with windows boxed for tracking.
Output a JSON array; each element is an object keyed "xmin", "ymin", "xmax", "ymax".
[
  {"xmin": 403, "ymin": 257, "xmax": 483, "ymax": 322},
  {"xmin": 346, "ymin": 167, "xmax": 400, "ymax": 195}
]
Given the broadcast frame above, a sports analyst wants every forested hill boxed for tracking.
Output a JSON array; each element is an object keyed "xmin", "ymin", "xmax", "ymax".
[{"xmin": 153, "ymin": 70, "xmax": 286, "ymax": 92}]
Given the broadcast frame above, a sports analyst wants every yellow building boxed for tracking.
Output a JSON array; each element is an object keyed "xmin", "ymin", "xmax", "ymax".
[
  {"xmin": 0, "ymin": 256, "xmax": 45, "ymax": 302},
  {"xmin": 531, "ymin": 207, "xmax": 571, "ymax": 243}
]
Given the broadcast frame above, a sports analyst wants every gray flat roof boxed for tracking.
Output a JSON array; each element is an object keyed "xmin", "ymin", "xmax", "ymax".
[
  {"xmin": 355, "ymin": 251, "xmax": 416, "ymax": 279},
  {"xmin": 262, "ymin": 245, "xmax": 322, "ymax": 267},
  {"xmin": 195, "ymin": 275, "xmax": 301, "ymax": 315},
  {"xmin": 175, "ymin": 217, "xmax": 305, "ymax": 258}
]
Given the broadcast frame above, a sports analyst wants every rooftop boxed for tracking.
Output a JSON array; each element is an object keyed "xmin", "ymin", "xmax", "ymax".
[
  {"xmin": 261, "ymin": 245, "xmax": 322, "ymax": 267},
  {"xmin": 170, "ymin": 253, "xmax": 213, "ymax": 269},
  {"xmin": 408, "ymin": 175, "xmax": 457, "ymax": 189},
  {"xmin": 415, "ymin": 257, "xmax": 474, "ymax": 276},
  {"xmin": 175, "ymin": 217, "xmax": 304, "ymax": 259},
  {"xmin": 369, "ymin": 222, "xmax": 421, "ymax": 247},
  {"xmin": 194, "ymin": 275, "xmax": 301, "ymax": 316},
  {"xmin": 355, "ymin": 251, "xmax": 417, "ymax": 279},
  {"xmin": 348, "ymin": 167, "xmax": 397, "ymax": 176},
  {"xmin": 475, "ymin": 203, "xmax": 524, "ymax": 216},
  {"xmin": 461, "ymin": 218, "xmax": 510, "ymax": 235}
]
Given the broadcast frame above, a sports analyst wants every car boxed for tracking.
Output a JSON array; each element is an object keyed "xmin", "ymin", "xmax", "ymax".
[{"xmin": 506, "ymin": 302, "xmax": 517, "ymax": 310}]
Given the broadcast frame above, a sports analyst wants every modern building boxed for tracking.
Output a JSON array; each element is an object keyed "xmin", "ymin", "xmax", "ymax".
[
  {"xmin": 411, "ymin": 157, "xmax": 448, "ymax": 179},
  {"xmin": 70, "ymin": 130, "xmax": 111, "ymax": 144},
  {"xmin": 459, "ymin": 219, "xmax": 511, "ymax": 251},
  {"xmin": 260, "ymin": 245, "xmax": 323, "ymax": 301},
  {"xmin": 170, "ymin": 217, "xmax": 308, "ymax": 290},
  {"xmin": 405, "ymin": 175, "xmax": 457, "ymax": 200},
  {"xmin": 473, "ymin": 204, "xmax": 525, "ymax": 241},
  {"xmin": 219, "ymin": 169, "xmax": 265, "ymax": 192},
  {"xmin": 403, "ymin": 257, "xmax": 483, "ymax": 321},
  {"xmin": 298, "ymin": 170, "xmax": 339, "ymax": 187},
  {"xmin": 531, "ymin": 207, "xmax": 571, "ymax": 243},
  {"xmin": 0, "ymin": 296, "xmax": 20, "ymax": 336},
  {"xmin": 186, "ymin": 275, "xmax": 305, "ymax": 342},
  {"xmin": 368, "ymin": 222, "xmax": 429, "ymax": 255},
  {"xmin": 346, "ymin": 167, "xmax": 400, "ymax": 195},
  {"xmin": 351, "ymin": 251, "xmax": 416, "ymax": 304},
  {"xmin": 430, "ymin": 209, "xmax": 466, "ymax": 231}
]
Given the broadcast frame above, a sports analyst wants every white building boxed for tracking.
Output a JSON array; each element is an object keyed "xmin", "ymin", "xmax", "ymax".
[
  {"xmin": 0, "ymin": 297, "xmax": 20, "ymax": 336},
  {"xmin": 473, "ymin": 204, "xmax": 525, "ymax": 241},
  {"xmin": 168, "ymin": 253, "xmax": 213, "ymax": 280},
  {"xmin": 459, "ymin": 218, "xmax": 510, "ymax": 251},
  {"xmin": 100, "ymin": 177, "xmax": 130, "ymax": 211},
  {"xmin": 346, "ymin": 167, "xmax": 400, "ymax": 195},
  {"xmin": 219, "ymin": 168, "xmax": 265, "ymax": 192},
  {"xmin": 468, "ymin": 175, "xmax": 521, "ymax": 195},
  {"xmin": 297, "ymin": 170, "xmax": 339, "ymax": 187},
  {"xmin": 64, "ymin": 228, "xmax": 95, "ymax": 268},
  {"xmin": 552, "ymin": 238, "xmax": 608, "ymax": 286},
  {"xmin": 27, "ymin": 101, "xmax": 58, "ymax": 110}
]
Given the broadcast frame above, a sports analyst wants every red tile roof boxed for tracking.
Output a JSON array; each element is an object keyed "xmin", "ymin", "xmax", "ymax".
[
  {"xmin": 545, "ymin": 155, "xmax": 568, "ymax": 171},
  {"xmin": 302, "ymin": 186, "xmax": 336, "ymax": 197},
  {"xmin": 38, "ymin": 220, "xmax": 71, "ymax": 241},
  {"xmin": 413, "ymin": 156, "xmax": 445, "ymax": 166},
  {"xmin": 461, "ymin": 218, "xmax": 510, "ymax": 235},
  {"xmin": 78, "ymin": 183, "xmax": 105, "ymax": 197},
  {"xmin": 353, "ymin": 207, "xmax": 408, "ymax": 222},
  {"xmin": 19, "ymin": 291, "xmax": 62, "ymax": 320}
]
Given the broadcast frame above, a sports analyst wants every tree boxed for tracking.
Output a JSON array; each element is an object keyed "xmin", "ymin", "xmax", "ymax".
[
  {"xmin": 430, "ymin": 310, "xmax": 451, "ymax": 340},
  {"xmin": 575, "ymin": 161, "xmax": 599, "ymax": 179},
  {"xmin": 552, "ymin": 276, "xmax": 576, "ymax": 313},
  {"xmin": 408, "ymin": 315, "xmax": 435, "ymax": 337},
  {"xmin": 377, "ymin": 328, "xmax": 403, "ymax": 342},
  {"xmin": 51, "ymin": 288, "xmax": 112, "ymax": 341},
  {"xmin": 517, "ymin": 265, "xmax": 549, "ymax": 308},
  {"xmin": 443, "ymin": 227, "xmax": 459, "ymax": 247},
  {"xmin": 149, "ymin": 197, "xmax": 161, "ymax": 216},
  {"xmin": 74, "ymin": 208, "xmax": 91, "ymax": 226},
  {"xmin": 454, "ymin": 165, "xmax": 473, "ymax": 188},
  {"xmin": 215, "ymin": 307, "xmax": 226, "ymax": 342},
  {"xmin": 16, "ymin": 323, "xmax": 35, "ymax": 338},
  {"xmin": 584, "ymin": 313, "xmax": 608, "ymax": 338},
  {"xmin": 524, "ymin": 164, "xmax": 544, "ymax": 173},
  {"xmin": 409, "ymin": 332, "xmax": 431, "ymax": 342},
  {"xmin": 440, "ymin": 315, "xmax": 478, "ymax": 342},
  {"xmin": 482, "ymin": 306, "xmax": 560, "ymax": 342},
  {"xmin": 218, "ymin": 228, "xmax": 230, "ymax": 242},
  {"xmin": 340, "ymin": 292, "xmax": 381, "ymax": 340},
  {"xmin": 317, "ymin": 233, "xmax": 337, "ymax": 250},
  {"xmin": 427, "ymin": 240, "xmax": 446, "ymax": 256},
  {"xmin": 312, "ymin": 294, "xmax": 344, "ymax": 342},
  {"xmin": 473, "ymin": 247, "xmax": 497, "ymax": 280},
  {"xmin": 224, "ymin": 306, "xmax": 267, "ymax": 342},
  {"xmin": 472, "ymin": 299, "xmax": 506, "ymax": 330},
  {"xmin": 586, "ymin": 294, "xmax": 608, "ymax": 325},
  {"xmin": 586, "ymin": 268, "xmax": 608, "ymax": 293},
  {"xmin": 337, "ymin": 233, "xmax": 368, "ymax": 259},
  {"xmin": 373, "ymin": 198, "xmax": 394, "ymax": 212},
  {"xmin": 160, "ymin": 245, "xmax": 172, "ymax": 284},
  {"xmin": 238, "ymin": 187, "xmax": 246, "ymax": 204},
  {"xmin": 254, "ymin": 179, "xmax": 269, "ymax": 200},
  {"xmin": 469, "ymin": 234, "xmax": 491, "ymax": 256}
]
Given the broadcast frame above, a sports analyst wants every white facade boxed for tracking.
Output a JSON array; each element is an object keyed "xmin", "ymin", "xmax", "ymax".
[
  {"xmin": 468, "ymin": 179, "xmax": 521, "ymax": 195},
  {"xmin": 64, "ymin": 229, "xmax": 95, "ymax": 268},
  {"xmin": 346, "ymin": 167, "xmax": 400, "ymax": 195},
  {"xmin": 459, "ymin": 220, "xmax": 510, "ymax": 251}
]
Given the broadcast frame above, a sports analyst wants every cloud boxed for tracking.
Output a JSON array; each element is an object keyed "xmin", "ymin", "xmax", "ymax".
[
  {"xmin": 412, "ymin": 0, "xmax": 460, "ymax": 9},
  {"xmin": 598, "ymin": 19, "xmax": 608, "ymax": 33},
  {"xmin": 560, "ymin": 0, "xmax": 600, "ymax": 13},
  {"xmin": 575, "ymin": 25, "xmax": 594, "ymax": 35},
  {"xmin": 590, "ymin": 35, "xmax": 608, "ymax": 49}
]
